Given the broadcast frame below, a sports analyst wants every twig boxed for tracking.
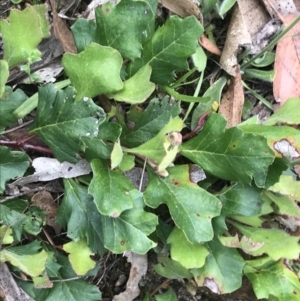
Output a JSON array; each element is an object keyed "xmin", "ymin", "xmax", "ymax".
[{"xmin": 0, "ymin": 120, "xmax": 34, "ymax": 135}]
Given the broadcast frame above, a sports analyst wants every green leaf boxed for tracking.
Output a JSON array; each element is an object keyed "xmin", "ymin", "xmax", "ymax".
[
  {"xmin": 62, "ymin": 43, "xmax": 123, "ymax": 101},
  {"xmin": 250, "ymin": 51, "xmax": 275, "ymax": 67},
  {"xmin": 0, "ymin": 242, "xmax": 47, "ymax": 277},
  {"xmin": 245, "ymin": 259, "xmax": 300, "ymax": 301},
  {"xmin": 269, "ymin": 175, "xmax": 300, "ymax": 201},
  {"xmin": 71, "ymin": 18, "xmax": 96, "ymax": 53},
  {"xmin": 82, "ymin": 120, "xmax": 122, "ymax": 160},
  {"xmin": 144, "ymin": 165, "xmax": 222, "ymax": 243},
  {"xmin": 264, "ymin": 98, "xmax": 300, "ymax": 125},
  {"xmin": 154, "ymin": 257, "xmax": 192, "ymax": 279},
  {"xmin": 107, "ymin": 64, "xmax": 155, "ymax": 104},
  {"xmin": 181, "ymin": 113, "xmax": 275, "ymax": 185},
  {"xmin": 191, "ymin": 238, "xmax": 244, "ymax": 294},
  {"xmin": 89, "ymin": 159, "xmax": 135, "ymax": 216},
  {"xmin": 155, "ymin": 288, "xmax": 178, "ymax": 301},
  {"xmin": 101, "ymin": 190, "xmax": 157, "ymax": 253},
  {"xmin": 0, "ymin": 147, "xmax": 30, "ymax": 192},
  {"xmin": 231, "ymin": 221, "xmax": 300, "ymax": 260},
  {"xmin": 119, "ymin": 154, "xmax": 135, "ymax": 171},
  {"xmin": 0, "ymin": 87, "xmax": 28, "ymax": 133},
  {"xmin": 110, "ymin": 139, "xmax": 123, "ymax": 169},
  {"xmin": 128, "ymin": 15, "xmax": 203, "ymax": 85},
  {"xmin": 63, "ymin": 239, "xmax": 96, "ymax": 276},
  {"xmin": 220, "ymin": 183, "xmax": 263, "ymax": 216},
  {"xmin": 191, "ymin": 77, "xmax": 227, "ymax": 129},
  {"xmin": 95, "ymin": 0, "xmax": 157, "ymax": 60},
  {"xmin": 243, "ymin": 69, "xmax": 275, "ymax": 82},
  {"xmin": 126, "ymin": 117, "xmax": 184, "ymax": 172},
  {"xmin": 0, "ymin": 60, "xmax": 8, "ymax": 98},
  {"xmin": 192, "ymin": 45, "xmax": 207, "ymax": 72},
  {"xmin": 216, "ymin": 0, "xmax": 236, "ymax": 17},
  {"xmin": 57, "ymin": 179, "xmax": 105, "ymax": 254},
  {"xmin": 30, "ymin": 84, "xmax": 106, "ymax": 163},
  {"xmin": 0, "ymin": 200, "xmax": 30, "ymax": 241},
  {"xmin": 0, "ymin": 5, "xmax": 49, "ymax": 67},
  {"xmin": 121, "ymin": 97, "xmax": 180, "ymax": 147},
  {"xmin": 168, "ymin": 227, "xmax": 209, "ymax": 269}
]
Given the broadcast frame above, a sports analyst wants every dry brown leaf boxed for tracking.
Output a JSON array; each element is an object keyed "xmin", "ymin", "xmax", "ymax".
[
  {"xmin": 31, "ymin": 190, "xmax": 61, "ymax": 234},
  {"xmin": 220, "ymin": 0, "xmax": 270, "ymax": 75},
  {"xmin": 49, "ymin": 0, "xmax": 77, "ymax": 54},
  {"xmin": 220, "ymin": 4, "xmax": 252, "ymax": 76},
  {"xmin": 113, "ymin": 251, "xmax": 148, "ymax": 301},
  {"xmin": 219, "ymin": 66, "xmax": 244, "ymax": 128},
  {"xmin": 158, "ymin": 0, "xmax": 201, "ymax": 19},
  {"xmin": 199, "ymin": 34, "xmax": 221, "ymax": 56},
  {"xmin": 262, "ymin": 0, "xmax": 300, "ymax": 105}
]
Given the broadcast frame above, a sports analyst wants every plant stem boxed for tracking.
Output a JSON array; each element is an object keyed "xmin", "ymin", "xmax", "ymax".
[{"xmin": 183, "ymin": 70, "xmax": 204, "ymax": 122}]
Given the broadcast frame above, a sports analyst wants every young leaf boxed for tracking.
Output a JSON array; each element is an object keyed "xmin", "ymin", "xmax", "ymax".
[
  {"xmin": 0, "ymin": 147, "xmax": 29, "ymax": 192},
  {"xmin": 191, "ymin": 238, "xmax": 245, "ymax": 294},
  {"xmin": 0, "ymin": 5, "xmax": 49, "ymax": 68},
  {"xmin": 95, "ymin": 0, "xmax": 157, "ymax": 60},
  {"xmin": 126, "ymin": 117, "xmax": 184, "ymax": 172},
  {"xmin": 167, "ymin": 227, "xmax": 209, "ymax": 269},
  {"xmin": 63, "ymin": 239, "xmax": 96, "ymax": 276},
  {"xmin": 0, "ymin": 226, "xmax": 13, "ymax": 245},
  {"xmin": 57, "ymin": 179, "xmax": 105, "ymax": 255},
  {"xmin": 0, "ymin": 87, "xmax": 28, "ymax": 133},
  {"xmin": 181, "ymin": 113, "xmax": 274, "ymax": 185},
  {"xmin": 144, "ymin": 165, "xmax": 222, "ymax": 243},
  {"xmin": 30, "ymin": 84, "xmax": 106, "ymax": 163},
  {"xmin": 245, "ymin": 259, "xmax": 300, "ymax": 301},
  {"xmin": 89, "ymin": 159, "xmax": 135, "ymax": 217},
  {"xmin": 231, "ymin": 221, "xmax": 300, "ymax": 260},
  {"xmin": 0, "ymin": 241, "xmax": 47, "ymax": 277},
  {"xmin": 111, "ymin": 139, "xmax": 123, "ymax": 169},
  {"xmin": 121, "ymin": 97, "xmax": 180, "ymax": 147},
  {"xmin": 107, "ymin": 64, "xmax": 155, "ymax": 104},
  {"xmin": 62, "ymin": 43, "xmax": 123, "ymax": 101},
  {"xmin": 128, "ymin": 15, "xmax": 203, "ymax": 85},
  {"xmin": 155, "ymin": 288, "xmax": 178, "ymax": 301}
]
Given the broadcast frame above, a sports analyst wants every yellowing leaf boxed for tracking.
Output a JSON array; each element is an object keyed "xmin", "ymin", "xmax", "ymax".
[
  {"xmin": 0, "ymin": 249, "xmax": 47, "ymax": 277},
  {"xmin": 63, "ymin": 239, "xmax": 96, "ymax": 276},
  {"xmin": 269, "ymin": 175, "xmax": 300, "ymax": 201}
]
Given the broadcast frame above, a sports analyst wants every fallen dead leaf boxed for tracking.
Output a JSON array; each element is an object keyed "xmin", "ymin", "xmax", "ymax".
[
  {"xmin": 199, "ymin": 34, "xmax": 222, "ymax": 56},
  {"xmin": 220, "ymin": 0, "xmax": 271, "ymax": 76},
  {"xmin": 220, "ymin": 4, "xmax": 252, "ymax": 76},
  {"xmin": 158, "ymin": 0, "xmax": 201, "ymax": 19},
  {"xmin": 49, "ymin": 0, "xmax": 77, "ymax": 53},
  {"xmin": 113, "ymin": 251, "xmax": 148, "ymax": 301},
  {"xmin": 31, "ymin": 190, "xmax": 61, "ymax": 234},
  {"xmin": 219, "ymin": 66, "xmax": 244, "ymax": 127},
  {"xmin": 263, "ymin": 0, "xmax": 300, "ymax": 105}
]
